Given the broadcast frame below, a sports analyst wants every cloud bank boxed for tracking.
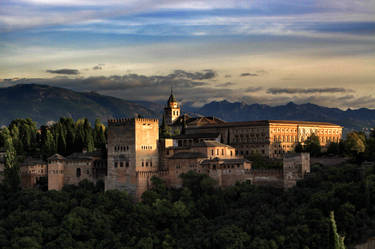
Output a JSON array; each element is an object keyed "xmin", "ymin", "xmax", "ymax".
[
  {"xmin": 1, "ymin": 68, "xmax": 372, "ymax": 109},
  {"xmin": 46, "ymin": 69, "xmax": 80, "ymax": 75}
]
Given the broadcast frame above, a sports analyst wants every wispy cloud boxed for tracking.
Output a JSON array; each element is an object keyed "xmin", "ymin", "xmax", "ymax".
[
  {"xmin": 46, "ymin": 69, "xmax": 80, "ymax": 75},
  {"xmin": 240, "ymin": 73, "xmax": 258, "ymax": 77},
  {"xmin": 216, "ymin": 82, "xmax": 235, "ymax": 87},
  {"xmin": 1, "ymin": 0, "xmax": 374, "ymax": 41}
]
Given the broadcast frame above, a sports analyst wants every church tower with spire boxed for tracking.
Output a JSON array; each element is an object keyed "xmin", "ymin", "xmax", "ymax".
[{"xmin": 164, "ymin": 89, "xmax": 181, "ymax": 125}]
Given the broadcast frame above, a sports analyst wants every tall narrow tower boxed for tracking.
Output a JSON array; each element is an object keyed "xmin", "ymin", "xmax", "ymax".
[
  {"xmin": 106, "ymin": 118, "xmax": 159, "ymax": 198},
  {"xmin": 164, "ymin": 89, "xmax": 180, "ymax": 125}
]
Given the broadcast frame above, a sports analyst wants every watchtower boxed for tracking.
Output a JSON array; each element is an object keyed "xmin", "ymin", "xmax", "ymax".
[
  {"xmin": 105, "ymin": 117, "xmax": 159, "ymax": 198},
  {"xmin": 283, "ymin": 153, "xmax": 310, "ymax": 188}
]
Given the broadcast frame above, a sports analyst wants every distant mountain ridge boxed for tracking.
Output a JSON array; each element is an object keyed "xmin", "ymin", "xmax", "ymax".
[
  {"xmin": 1, "ymin": 84, "xmax": 374, "ymax": 131},
  {"xmin": 0, "ymin": 84, "xmax": 156, "ymax": 126},
  {"xmin": 184, "ymin": 100, "xmax": 375, "ymax": 131}
]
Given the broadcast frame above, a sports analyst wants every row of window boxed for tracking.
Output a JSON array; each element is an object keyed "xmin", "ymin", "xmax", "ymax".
[
  {"xmin": 210, "ymin": 148, "xmax": 234, "ymax": 157},
  {"xmin": 233, "ymin": 127, "xmax": 266, "ymax": 133},
  {"xmin": 76, "ymin": 168, "xmax": 90, "ymax": 177},
  {"xmin": 274, "ymin": 135, "xmax": 297, "ymax": 143},
  {"xmin": 273, "ymin": 135, "xmax": 340, "ymax": 143},
  {"xmin": 232, "ymin": 137, "xmax": 265, "ymax": 143},
  {"xmin": 113, "ymin": 160, "xmax": 153, "ymax": 168},
  {"xmin": 114, "ymin": 145, "xmax": 129, "ymax": 152},
  {"xmin": 24, "ymin": 169, "xmax": 45, "ymax": 174},
  {"xmin": 114, "ymin": 161, "xmax": 130, "ymax": 168},
  {"xmin": 141, "ymin": 160, "xmax": 153, "ymax": 167},
  {"xmin": 141, "ymin": 145, "xmax": 153, "ymax": 150},
  {"xmin": 237, "ymin": 150, "xmax": 266, "ymax": 156}
]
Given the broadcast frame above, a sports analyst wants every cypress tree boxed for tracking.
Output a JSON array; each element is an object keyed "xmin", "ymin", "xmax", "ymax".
[
  {"xmin": 3, "ymin": 134, "xmax": 20, "ymax": 191},
  {"xmin": 330, "ymin": 211, "xmax": 346, "ymax": 249}
]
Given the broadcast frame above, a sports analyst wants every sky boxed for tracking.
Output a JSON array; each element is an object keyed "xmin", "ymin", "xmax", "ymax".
[{"xmin": 0, "ymin": 0, "xmax": 375, "ymax": 109}]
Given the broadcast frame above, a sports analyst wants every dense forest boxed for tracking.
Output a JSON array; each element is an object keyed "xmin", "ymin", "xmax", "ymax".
[
  {"xmin": 0, "ymin": 163, "xmax": 374, "ymax": 249},
  {"xmin": 0, "ymin": 117, "xmax": 107, "ymax": 159},
  {"xmin": 1, "ymin": 118, "xmax": 375, "ymax": 248}
]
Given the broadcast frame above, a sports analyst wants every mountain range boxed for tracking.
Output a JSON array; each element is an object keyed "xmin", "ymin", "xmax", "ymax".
[
  {"xmin": 0, "ymin": 84, "xmax": 374, "ymax": 132},
  {"xmin": 183, "ymin": 101, "xmax": 375, "ymax": 132},
  {"xmin": 0, "ymin": 84, "xmax": 155, "ymax": 126}
]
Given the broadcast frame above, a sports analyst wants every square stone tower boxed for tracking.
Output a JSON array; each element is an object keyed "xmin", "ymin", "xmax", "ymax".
[
  {"xmin": 106, "ymin": 117, "xmax": 159, "ymax": 198},
  {"xmin": 283, "ymin": 152, "xmax": 310, "ymax": 189}
]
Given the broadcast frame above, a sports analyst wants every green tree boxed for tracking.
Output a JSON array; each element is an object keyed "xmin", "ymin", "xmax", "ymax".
[
  {"xmin": 160, "ymin": 117, "xmax": 172, "ymax": 138},
  {"xmin": 94, "ymin": 119, "xmax": 106, "ymax": 150},
  {"xmin": 345, "ymin": 132, "xmax": 366, "ymax": 156},
  {"xmin": 295, "ymin": 142, "xmax": 303, "ymax": 153},
  {"xmin": 41, "ymin": 128, "xmax": 56, "ymax": 159},
  {"xmin": 213, "ymin": 225, "xmax": 250, "ymax": 249},
  {"xmin": 330, "ymin": 211, "xmax": 346, "ymax": 249},
  {"xmin": 304, "ymin": 133, "xmax": 321, "ymax": 156},
  {"xmin": 3, "ymin": 133, "xmax": 20, "ymax": 191},
  {"xmin": 327, "ymin": 142, "xmax": 340, "ymax": 155}
]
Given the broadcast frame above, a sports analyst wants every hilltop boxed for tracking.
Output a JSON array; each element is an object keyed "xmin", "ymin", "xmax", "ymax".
[{"xmin": 0, "ymin": 84, "xmax": 155, "ymax": 126}]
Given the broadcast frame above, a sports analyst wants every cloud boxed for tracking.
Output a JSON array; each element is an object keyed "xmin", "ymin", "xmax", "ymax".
[
  {"xmin": 92, "ymin": 64, "xmax": 104, "ymax": 70},
  {"xmin": 46, "ymin": 69, "xmax": 80, "ymax": 75},
  {"xmin": 240, "ymin": 73, "xmax": 258, "ymax": 77},
  {"xmin": 170, "ymin": 69, "xmax": 216, "ymax": 80},
  {"xmin": 244, "ymin": 87, "xmax": 263, "ymax": 92},
  {"xmin": 267, "ymin": 87, "xmax": 353, "ymax": 95},
  {"xmin": 216, "ymin": 82, "xmax": 236, "ymax": 87}
]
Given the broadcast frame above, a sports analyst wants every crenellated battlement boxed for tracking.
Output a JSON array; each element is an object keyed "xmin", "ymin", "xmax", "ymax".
[
  {"xmin": 135, "ymin": 118, "xmax": 159, "ymax": 123},
  {"xmin": 108, "ymin": 118, "xmax": 134, "ymax": 126},
  {"xmin": 108, "ymin": 117, "xmax": 159, "ymax": 126}
]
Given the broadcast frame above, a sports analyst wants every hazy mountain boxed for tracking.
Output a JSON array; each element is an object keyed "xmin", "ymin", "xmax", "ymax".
[
  {"xmin": 0, "ymin": 84, "xmax": 156, "ymax": 126},
  {"xmin": 1, "ymin": 84, "xmax": 374, "ymax": 131},
  {"xmin": 187, "ymin": 100, "xmax": 375, "ymax": 131}
]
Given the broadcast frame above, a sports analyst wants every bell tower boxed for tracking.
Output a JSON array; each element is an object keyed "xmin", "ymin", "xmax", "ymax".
[{"xmin": 164, "ymin": 89, "xmax": 180, "ymax": 125}]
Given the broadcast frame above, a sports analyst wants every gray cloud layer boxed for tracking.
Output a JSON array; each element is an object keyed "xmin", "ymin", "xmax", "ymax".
[
  {"xmin": 240, "ymin": 73, "xmax": 258, "ymax": 77},
  {"xmin": 0, "ymin": 69, "xmax": 371, "ymax": 109},
  {"xmin": 170, "ymin": 69, "xmax": 216, "ymax": 80},
  {"xmin": 267, "ymin": 87, "xmax": 353, "ymax": 94},
  {"xmin": 46, "ymin": 69, "xmax": 80, "ymax": 75}
]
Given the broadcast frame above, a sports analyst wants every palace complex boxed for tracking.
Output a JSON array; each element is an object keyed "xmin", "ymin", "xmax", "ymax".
[{"xmin": 0, "ymin": 92, "xmax": 342, "ymax": 198}]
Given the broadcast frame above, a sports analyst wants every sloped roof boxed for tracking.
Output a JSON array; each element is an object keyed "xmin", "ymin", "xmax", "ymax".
[
  {"xmin": 193, "ymin": 140, "xmax": 232, "ymax": 148},
  {"xmin": 66, "ymin": 151, "xmax": 102, "ymax": 160},
  {"xmin": 48, "ymin": 154, "xmax": 65, "ymax": 160},
  {"xmin": 21, "ymin": 157, "xmax": 46, "ymax": 166},
  {"xmin": 168, "ymin": 93, "xmax": 177, "ymax": 104},
  {"xmin": 172, "ymin": 115, "xmax": 225, "ymax": 127}
]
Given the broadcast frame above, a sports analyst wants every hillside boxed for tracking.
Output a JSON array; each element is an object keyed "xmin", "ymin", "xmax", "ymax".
[
  {"xmin": 184, "ymin": 101, "xmax": 375, "ymax": 131},
  {"xmin": 0, "ymin": 84, "xmax": 156, "ymax": 126}
]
